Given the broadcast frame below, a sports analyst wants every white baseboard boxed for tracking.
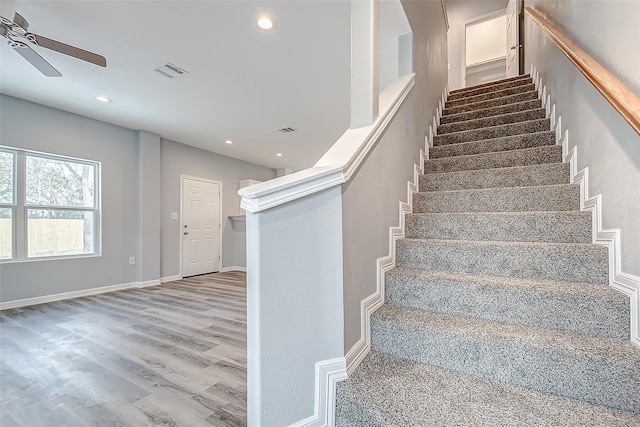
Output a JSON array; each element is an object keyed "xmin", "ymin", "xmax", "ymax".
[
  {"xmin": 289, "ymin": 358, "xmax": 347, "ymax": 427},
  {"xmin": 0, "ymin": 281, "xmax": 141, "ymax": 310},
  {"xmin": 533, "ymin": 65, "xmax": 640, "ymax": 347},
  {"xmin": 161, "ymin": 275, "xmax": 182, "ymax": 283},
  {"xmin": 344, "ymin": 86, "xmax": 448, "ymax": 375},
  {"xmin": 139, "ymin": 279, "xmax": 161, "ymax": 288},
  {"xmin": 220, "ymin": 266, "xmax": 247, "ymax": 273}
]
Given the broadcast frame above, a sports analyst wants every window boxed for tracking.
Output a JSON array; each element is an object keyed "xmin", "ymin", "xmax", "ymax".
[
  {"xmin": 0, "ymin": 151, "xmax": 14, "ymax": 259},
  {"xmin": 0, "ymin": 146, "xmax": 100, "ymax": 261}
]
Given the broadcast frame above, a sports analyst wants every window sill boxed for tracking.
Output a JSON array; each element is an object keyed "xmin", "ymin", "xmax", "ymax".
[{"xmin": 0, "ymin": 253, "xmax": 102, "ymax": 264}]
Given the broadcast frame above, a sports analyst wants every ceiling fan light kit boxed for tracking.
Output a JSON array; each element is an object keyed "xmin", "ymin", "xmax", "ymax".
[{"xmin": 1, "ymin": 6, "xmax": 107, "ymax": 77}]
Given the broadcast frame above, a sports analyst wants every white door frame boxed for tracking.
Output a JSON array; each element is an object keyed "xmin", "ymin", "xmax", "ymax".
[
  {"xmin": 462, "ymin": 8, "xmax": 507, "ymax": 87},
  {"xmin": 506, "ymin": 0, "xmax": 521, "ymax": 78},
  {"xmin": 179, "ymin": 175, "xmax": 223, "ymax": 278}
]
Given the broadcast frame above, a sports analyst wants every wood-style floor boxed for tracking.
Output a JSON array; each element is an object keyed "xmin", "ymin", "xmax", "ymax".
[{"xmin": 0, "ymin": 271, "xmax": 247, "ymax": 427}]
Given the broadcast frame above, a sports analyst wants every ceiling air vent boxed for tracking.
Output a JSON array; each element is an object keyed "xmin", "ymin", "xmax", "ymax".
[
  {"xmin": 154, "ymin": 62, "xmax": 189, "ymax": 79},
  {"xmin": 278, "ymin": 127, "xmax": 297, "ymax": 133}
]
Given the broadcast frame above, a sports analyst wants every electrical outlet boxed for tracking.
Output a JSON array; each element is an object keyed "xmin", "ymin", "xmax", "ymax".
[{"xmin": 129, "ymin": 257, "xmax": 135, "ymax": 265}]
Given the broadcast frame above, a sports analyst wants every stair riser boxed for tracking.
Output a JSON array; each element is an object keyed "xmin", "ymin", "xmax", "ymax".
[
  {"xmin": 446, "ymin": 84, "xmax": 536, "ymax": 108},
  {"xmin": 426, "ymin": 145, "xmax": 561, "ymax": 173},
  {"xmin": 449, "ymin": 74, "xmax": 532, "ymax": 97},
  {"xmin": 431, "ymin": 131, "xmax": 556, "ymax": 159},
  {"xmin": 420, "ymin": 163, "xmax": 568, "ymax": 192},
  {"xmin": 384, "ymin": 271, "xmax": 628, "ymax": 338},
  {"xmin": 395, "ymin": 239, "xmax": 608, "ymax": 283},
  {"xmin": 371, "ymin": 318, "xmax": 639, "ymax": 412},
  {"xmin": 440, "ymin": 99, "xmax": 542, "ymax": 125},
  {"xmin": 413, "ymin": 184, "xmax": 580, "ymax": 213},
  {"xmin": 434, "ymin": 119, "xmax": 550, "ymax": 146},
  {"xmin": 448, "ymin": 78, "xmax": 533, "ymax": 101},
  {"xmin": 405, "ymin": 211, "xmax": 592, "ymax": 244},
  {"xmin": 438, "ymin": 109, "xmax": 546, "ymax": 135},
  {"xmin": 444, "ymin": 91, "xmax": 539, "ymax": 116}
]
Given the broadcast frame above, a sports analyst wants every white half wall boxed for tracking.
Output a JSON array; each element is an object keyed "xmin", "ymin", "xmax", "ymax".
[{"xmin": 246, "ymin": 186, "xmax": 344, "ymax": 426}]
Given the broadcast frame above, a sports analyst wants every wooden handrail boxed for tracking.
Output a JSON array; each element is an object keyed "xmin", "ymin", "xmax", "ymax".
[{"xmin": 525, "ymin": 7, "xmax": 640, "ymax": 137}]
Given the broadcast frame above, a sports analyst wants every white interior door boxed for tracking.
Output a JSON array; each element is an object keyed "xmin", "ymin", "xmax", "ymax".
[
  {"xmin": 506, "ymin": 0, "xmax": 520, "ymax": 77},
  {"xmin": 182, "ymin": 177, "xmax": 221, "ymax": 277}
]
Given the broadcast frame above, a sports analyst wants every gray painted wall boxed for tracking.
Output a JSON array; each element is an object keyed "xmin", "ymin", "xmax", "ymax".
[
  {"xmin": 160, "ymin": 139, "xmax": 275, "ymax": 278},
  {"xmin": 445, "ymin": 0, "xmax": 508, "ymax": 90},
  {"xmin": 0, "ymin": 95, "xmax": 275, "ymax": 303},
  {"xmin": 341, "ymin": 0, "xmax": 448, "ymax": 353},
  {"xmin": 0, "ymin": 95, "xmax": 139, "ymax": 301},
  {"xmin": 137, "ymin": 130, "xmax": 162, "ymax": 283},
  {"xmin": 524, "ymin": 0, "xmax": 640, "ymax": 276},
  {"xmin": 246, "ymin": 186, "xmax": 344, "ymax": 426}
]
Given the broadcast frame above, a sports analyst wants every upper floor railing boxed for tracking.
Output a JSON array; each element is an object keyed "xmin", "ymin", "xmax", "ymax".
[{"xmin": 525, "ymin": 7, "xmax": 640, "ymax": 136}]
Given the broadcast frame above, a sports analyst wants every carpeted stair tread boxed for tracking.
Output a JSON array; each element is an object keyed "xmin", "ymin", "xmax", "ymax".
[
  {"xmin": 335, "ymin": 74, "xmax": 638, "ymax": 422},
  {"xmin": 449, "ymin": 74, "xmax": 532, "ymax": 97},
  {"xmin": 433, "ymin": 118, "xmax": 550, "ymax": 146},
  {"xmin": 429, "ymin": 131, "xmax": 556, "ymax": 159},
  {"xmin": 412, "ymin": 183, "xmax": 580, "ymax": 213},
  {"xmin": 371, "ymin": 305, "xmax": 640, "ymax": 412},
  {"xmin": 426, "ymin": 145, "xmax": 561, "ymax": 173},
  {"xmin": 447, "ymin": 77, "xmax": 533, "ymax": 101},
  {"xmin": 420, "ymin": 162, "xmax": 569, "ymax": 191},
  {"xmin": 395, "ymin": 238, "xmax": 608, "ymax": 283},
  {"xmin": 438, "ymin": 108, "xmax": 546, "ymax": 134},
  {"xmin": 446, "ymin": 83, "xmax": 536, "ymax": 108},
  {"xmin": 440, "ymin": 99, "xmax": 542, "ymax": 125},
  {"xmin": 443, "ymin": 90, "xmax": 539, "ymax": 115},
  {"xmin": 336, "ymin": 352, "xmax": 640, "ymax": 427},
  {"xmin": 385, "ymin": 267, "xmax": 629, "ymax": 337},
  {"xmin": 405, "ymin": 210, "xmax": 591, "ymax": 243}
]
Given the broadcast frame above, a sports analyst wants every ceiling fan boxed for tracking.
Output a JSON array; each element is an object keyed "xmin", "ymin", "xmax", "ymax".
[{"xmin": 0, "ymin": 0, "xmax": 106, "ymax": 77}]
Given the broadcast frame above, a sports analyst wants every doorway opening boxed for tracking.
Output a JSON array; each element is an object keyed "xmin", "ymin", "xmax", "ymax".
[{"xmin": 464, "ymin": 10, "xmax": 507, "ymax": 87}]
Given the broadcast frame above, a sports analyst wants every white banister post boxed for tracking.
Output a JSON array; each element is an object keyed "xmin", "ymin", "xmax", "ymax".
[{"xmin": 351, "ymin": 0, "xmax": 379, "ymax": 128}]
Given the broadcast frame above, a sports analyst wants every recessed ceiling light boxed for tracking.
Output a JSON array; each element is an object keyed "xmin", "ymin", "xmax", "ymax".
[
  {"xmin": 258, "ymin": 16, "xmax": 274, "ymax": 30},
  {"xmin": 96, "ymin": 96, "xmax": 111, "ymax": 103},
  {"xmin": 276, "ymin": 153, "xmax": 283, "ymax": 157},
  {"xmin": 225, "ymin": 140, "xmax": 233, "ymax": 144}
]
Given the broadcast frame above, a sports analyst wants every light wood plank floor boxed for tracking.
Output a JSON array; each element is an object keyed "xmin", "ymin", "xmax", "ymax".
[{"xmin": 0, "ymin": 271, "xmax": 247, "ymax": 427}]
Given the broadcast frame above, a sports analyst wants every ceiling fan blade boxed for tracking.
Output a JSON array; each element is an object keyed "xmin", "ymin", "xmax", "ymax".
[
  {"xmin": 29, "ymin": 33, "xmax": 106, "ymax": 67},
  {"xmin": 10, "ymin": 40, "xmax": 61, "ymax": 77}
]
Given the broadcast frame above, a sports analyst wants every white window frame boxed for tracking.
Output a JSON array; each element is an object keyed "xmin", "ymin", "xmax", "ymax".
[{"xmin": 0, "ymin": 145, "xmax": 102, "ymax": 263}]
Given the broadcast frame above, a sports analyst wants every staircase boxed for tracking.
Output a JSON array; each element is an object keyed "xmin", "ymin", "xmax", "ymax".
[{"xmin": 335, "ymin": 75, "xmax": 640, "ymax": 425}]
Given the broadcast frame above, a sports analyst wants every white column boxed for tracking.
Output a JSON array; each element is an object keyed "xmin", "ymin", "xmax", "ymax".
[{"xmin": 351, "ymin": 0, "xmax": 379, "ymax": 128}]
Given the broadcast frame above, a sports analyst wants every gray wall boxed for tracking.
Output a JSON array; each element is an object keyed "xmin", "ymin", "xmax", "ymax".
[
  {"xmin": 0, "ymin": 95, "xmax": 275, "ymax": 303},
  {"xmin": 445, "ymin": 0, "xmax": 508, "ymax": 90},
  {"xmin": 246, "ymin": 186, "xmax": 344, "ymax": 426},
  {"xmin": 160, "ymin": 139, "xmax": 275, "ymax": 278},
  {"xmin": 341, "ymin": 0, "xmax": 448, "ymax": 353},
  {"xmin": 0, "ymin": 95, "xmax": 139, "ymax": 301},
  {"xmin": 524, "ymin": 0, "xmax": 640, "ymax": 276}
]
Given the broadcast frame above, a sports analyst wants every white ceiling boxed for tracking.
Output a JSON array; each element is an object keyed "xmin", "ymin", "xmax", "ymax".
[{"xmin": 0, "ymin": 0, "xmax": 352, "ymax": 171}]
